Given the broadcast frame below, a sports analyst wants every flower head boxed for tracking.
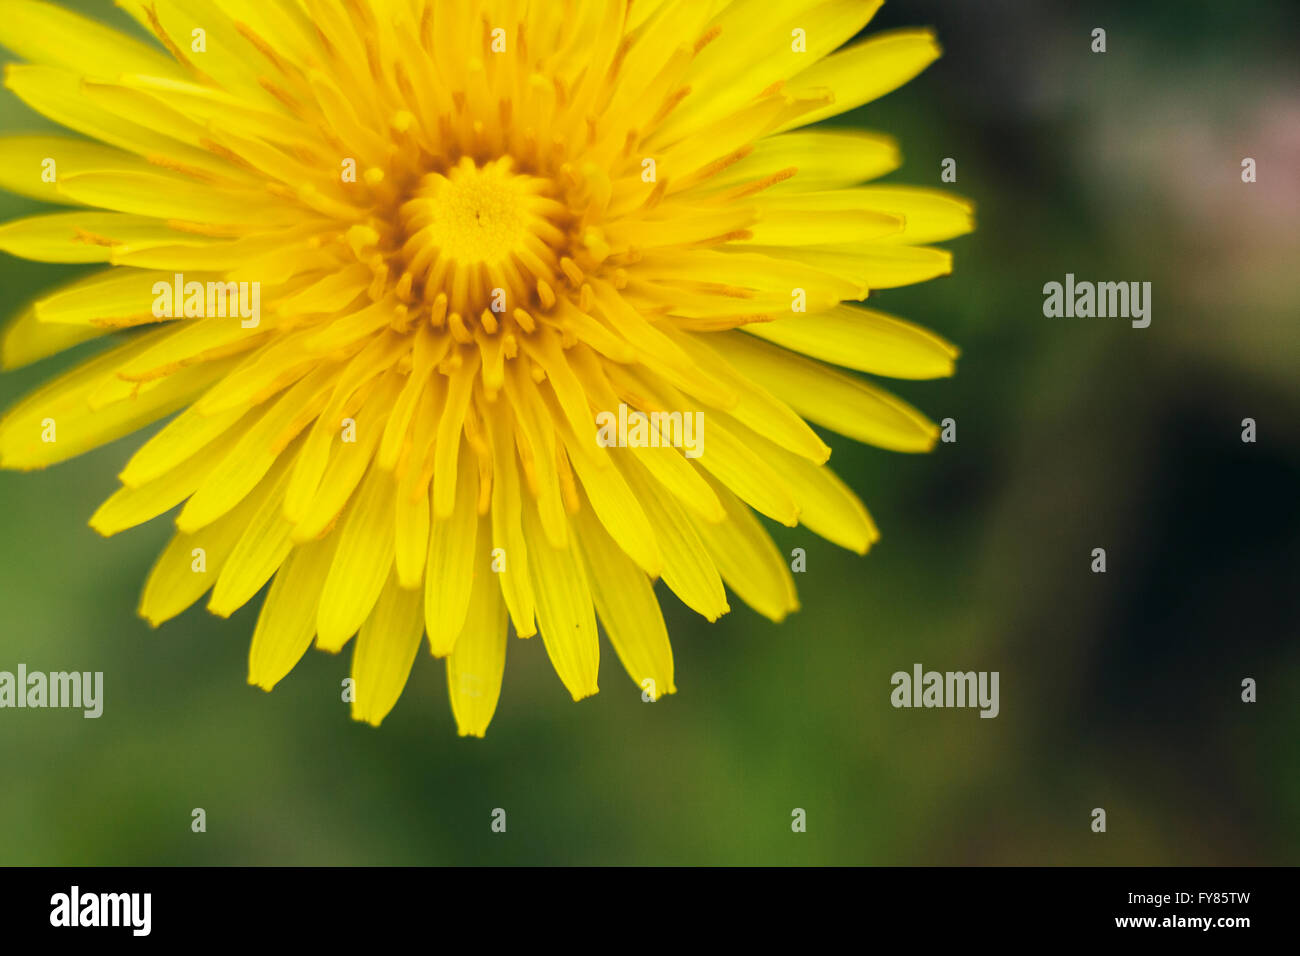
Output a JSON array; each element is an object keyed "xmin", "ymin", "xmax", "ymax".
[{"xmin": 0, "ymin": 0, "xmax": 971, "ymax": 735}]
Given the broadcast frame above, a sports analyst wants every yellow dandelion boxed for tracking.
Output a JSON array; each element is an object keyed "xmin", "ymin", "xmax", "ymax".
[{"xmin": 0, "ymin": 0, "xmax": 971, "ymax": 735}]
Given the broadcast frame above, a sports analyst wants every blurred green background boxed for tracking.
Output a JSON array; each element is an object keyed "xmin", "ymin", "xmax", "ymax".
[{"xmin": 1, "ymin": 0, "xmax": 1296, "ymax": 865}]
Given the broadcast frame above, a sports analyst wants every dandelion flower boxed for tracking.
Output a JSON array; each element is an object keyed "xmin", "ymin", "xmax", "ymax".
[{"xmin": 0, "ymin": 0, "xmax": 972, "ymax": 735}]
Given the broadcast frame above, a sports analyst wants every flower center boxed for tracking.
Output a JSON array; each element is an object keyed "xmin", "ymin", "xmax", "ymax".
[{"xmin": 399, "ymin": 156, "xmax": 568, "ymax": 318}]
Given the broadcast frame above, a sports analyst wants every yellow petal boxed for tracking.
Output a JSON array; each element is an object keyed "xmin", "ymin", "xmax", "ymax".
[
  {"xmin": 111, "ymin": 226, "xmax": 327, "ymax": 277},
  {"xmin": 745, "ymin": 185, "xmax": 966, "ymax": 247},
  {"xmin": 711, "ymin": 331, "xmax": 939, "ymax": 452},
  {"xmin": 208, "ymin": 449, "xmax": 299, "ymax": 617},
  {"xmin": 91, "ymin": 425, "xmax": 241, "ymax": 536},
  {"xmin": 248, "ymin": 534, "xmax": 339, "ymax": 691},
  {"xmin": 667, "ymin": 327, "xmax": 829, "ymax": 461},
  {"xmin": 692, "ymin": 129, "xmax": 900, "ymax": 196},
  {"xmin": 485, "ymin": 403, "xmax": 537, "ymax": 638},
  {"xmin": 139, "ymin": 456, "xmax": 286, "ymax": 626},
  {"xmin": 635, "ymin": 248, "xmax": 862, "ymax": 304},
  {"xmin": 741, "ymin": 241, "xmax": 953, "ymax": 291},
  {"xmin": 563, "ymin": 428, "xmax": 663, "ymax": 577},
  {"xmin": 377, "ymin": 324, "xmax": 438, "ymax": 471},
  {"xmin": 3, "ymin": 66, "xmax": 233, "ymax": 177},
  {"xmin": 33, "ymin": 268, "xmax": 185, "ymax": 328},
  {"xmin": 197, "ymin": 327, "xmax": 329, "ymax": 417},
  {"xmin": 574, "ymin": 501, "xmax": 675, "ymax": 698},
  {"xmin": 425, "ymin": 440, "xmax": 479, "ymax": 656},
  {"xmin": 289, "ymin": 372, "xmax": 400, "ymax": 542},
  {"xmin": 110, "ymin": 318, "xmax": 268, "ymax": 393},
  {"xmin": 521, "ymin": 503, "xmax": 599, "ymax": 701},
  {"xmin": 57, "ymin": 171, "xmax": 297, "ymax": 228},
  {"xmin": 619, "ymin": 456, "xmax": 729, "ymax": 620},
  {"xmin": 446, "ymin": 517, "xmax": 509, "ymax": 737},
  {"xmin": 784, "ymin": 459, "xmax": 878, "ymax": 554},
  {"xmin": 746, "ymin": 304, "xmax": 959, "ymax": 379},
  {"xmin": 660, "ymin": 0, "xmax": 883, "ymax": 140},
  {"xmin": 844, "ymin": 186, "xmax": 975, "ymax": 245},
  {"xmin": 0, "ymin": 212, "xmax": 174, "ymax": 263},
  {"xmin": 691, "ymin": 474, "xmax": 799, "ymax": 622},
  {"xmin": 776, "ymin": 28, "xmax": 943, "ymax": 132},
  {"xmin": 0, "ymin": 135, "xmax": 146, "ymax": 207},
  {"xmin": 177, "ymin": 364, "xmax": 334, "ymax": 532},
  {"xmin": 710, "ymin": 410, "xmax": 878, "ymax": 554},
  {"xmin": 119, "ymin": 402, "xmax": 248, "ymax": 488},
  {"xmin": 0, "ymin": 332, "xmax": 231, "ymax": 469},
  {"xmin": 393, "ymin": 475, "xmax": 430, "ymax": 589},
  {"xmin": 691, "ymin": 411, "xmax": 799, "ymax": 525},
  {"xmin": 431, "ymin": 351, "xmax": 479, "ymax": 518},
  {"xmin": 350, "ymin": 570, "xmax": 425, "ymax": 726},
  {"xmin": 501, "ymin": 362, "xmax": 569, "ymax": 547},
  {"xmin": 114, "ymin": 0, "xmax": 287, "ymax": 108},
  {"xmin": 741, "ymin": 200, "xmax": 903, "ymax": 246},
  {"xmin": 1, "ymin": 303, "xmax": 111, "ymax": 370},
  {"xmin": 602, "ymin": 203, "xmax": 757, "ymax": 253},
  {"xmin": 315, "ymin": 460, "xmax": 397, "ymax": 651},
  {"xmin": 625, "ymin": 441, "xmax": 725, "ymax": 523},
  {"xmin": 0, "ymin": 1, "xmax": 184, "ymax": 79},
  {"xmin": 655, "ymin": 96, "xmax": 789, "ymax": 191},
  {"xmin": 589, "ymin": 279, "xmax": 737, "ymax": 409},
  {"xmin": 276, "ymin": 266, "xmax": 371, "ymax": 317}
]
